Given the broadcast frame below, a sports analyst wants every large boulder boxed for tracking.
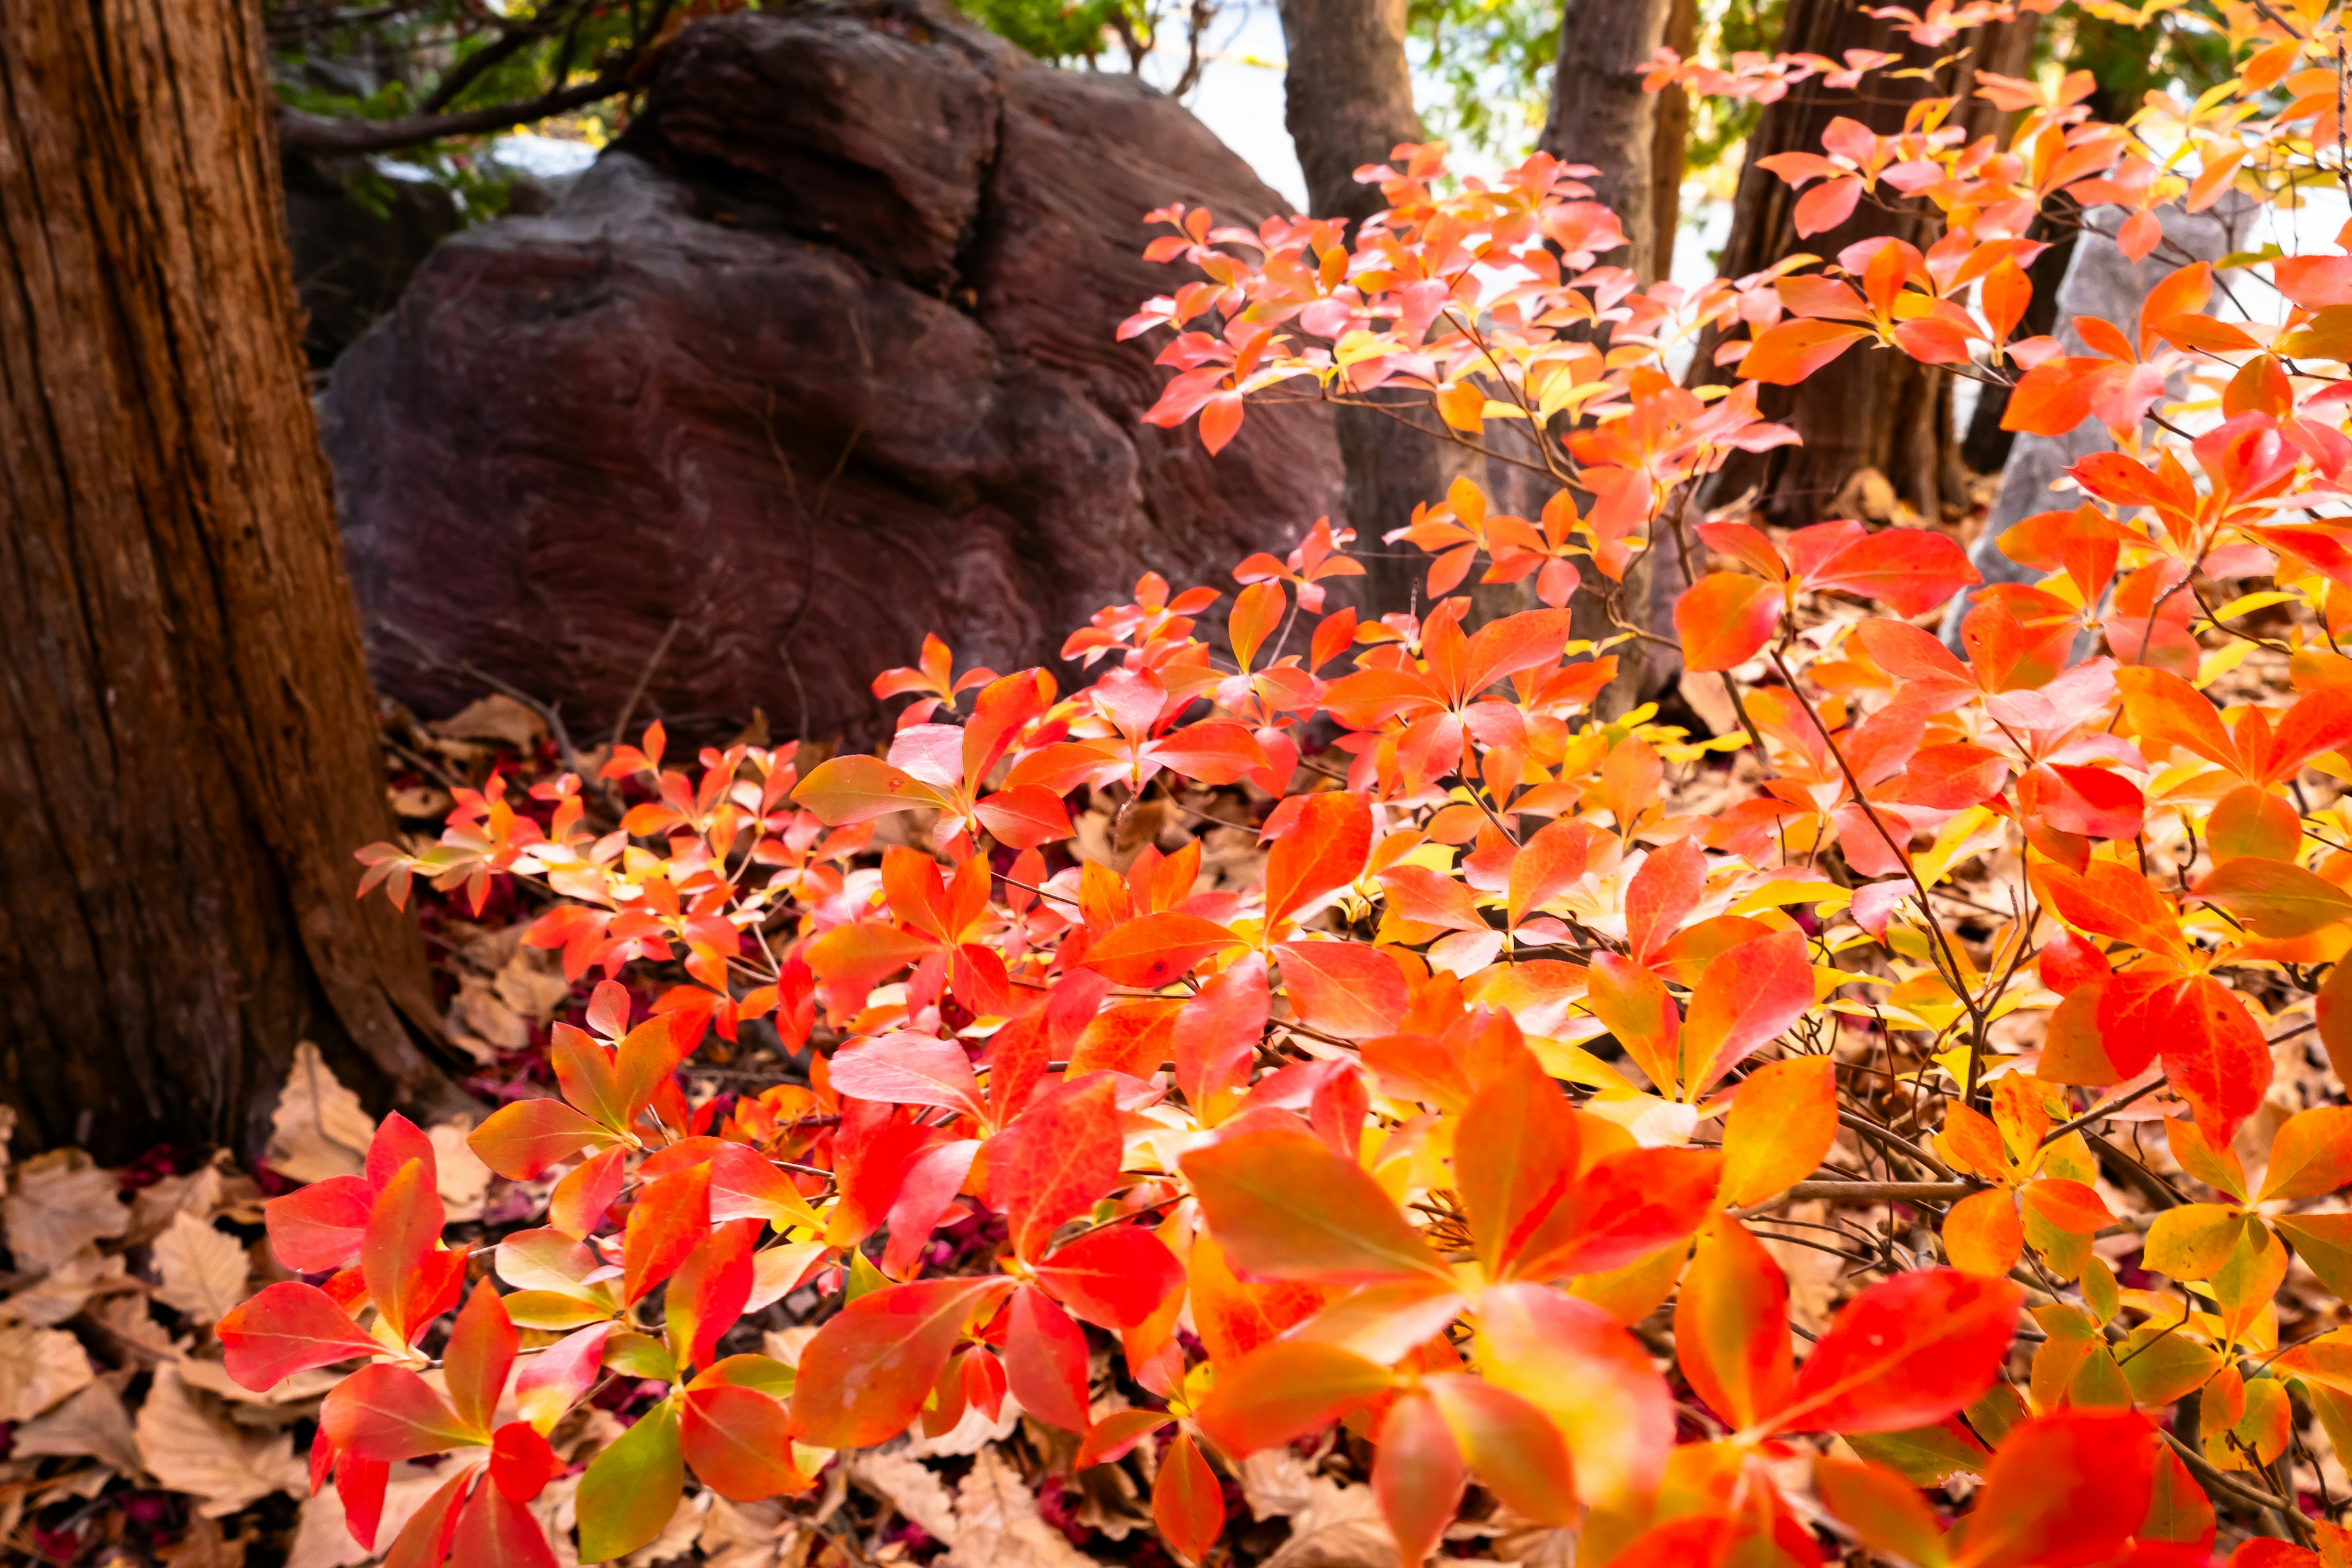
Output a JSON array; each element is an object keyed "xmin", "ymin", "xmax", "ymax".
[{"xmin": 323, "ymin": 0, "xmax": 1341, "ymax": 744}]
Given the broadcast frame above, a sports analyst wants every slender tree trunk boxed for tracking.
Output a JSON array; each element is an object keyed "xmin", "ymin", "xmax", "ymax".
[
  {"xmin": 0, "ymin": 0, "xmax": 464, "ymax": 1161},
  {"xmin": 1275, "ymin": 0, "xmax": 1477, "ymax": 611},
  {"xmin": 1651, "ymin": 0, "xmax": 1697, "ymax": 278},
  {"xmin": 1540, "ymin": 0, "xmax": 1698, "ymax": 712},
  {"xmin": 1539, "ymin": 0, "xmax": 1676, "ymax": 285},
  {"xmin": 1700, "ymin": 0, "xmax": 2037, "ymax": 527}
]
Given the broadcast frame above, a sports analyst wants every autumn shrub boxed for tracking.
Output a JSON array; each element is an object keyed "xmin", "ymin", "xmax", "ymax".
[{"xmin": 216, "ymin": 4, "xmax": 2352, "ymax": 1563}]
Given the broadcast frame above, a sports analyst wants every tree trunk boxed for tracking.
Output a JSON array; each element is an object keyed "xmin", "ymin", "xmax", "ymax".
[
  {"xmin": 1701, "ymin": 0, "xmax": 2037, "ymax": 527},
  {"xmin": 1275, "ymin": 0, "xmax": 1478, "ymax": 611},
  {"xmin": 1539, "ymin": 0, "xmax": 1677, "ymax": 285},
  {"xmin": 1651, "ymin": 0, "xmax": 1698, "ymax": 279},
  {"xmin": 0, "ymin": 0, "xmax": 464, "ymax": 1161}
]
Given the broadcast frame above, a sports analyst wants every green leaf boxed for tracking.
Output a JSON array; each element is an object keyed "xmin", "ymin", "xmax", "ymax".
[{"xmin": 578, "ymin": 1397, "xmax": 685, "ymax": 1562}]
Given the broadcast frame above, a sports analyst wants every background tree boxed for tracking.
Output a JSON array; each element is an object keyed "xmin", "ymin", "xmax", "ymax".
[
  {"xmin": 1275, "ymin": 0, "xmax": 1480, "ymax": 612},
  {"xmin": 0, "ymin": 0, "xmax": 467, "ymax": 1160},
  {"xmin": 1698, "ymin": 0, "xmax": 2037, "ymax": 526},
  {"xmin": 1539, "ymin": 0, "xmax": 1679, "ymax": 284}
]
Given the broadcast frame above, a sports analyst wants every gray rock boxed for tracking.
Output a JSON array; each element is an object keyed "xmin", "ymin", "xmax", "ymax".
[{"xmin": 1943, "ymin": 200, "xmax": 2250, "ymax": 644}]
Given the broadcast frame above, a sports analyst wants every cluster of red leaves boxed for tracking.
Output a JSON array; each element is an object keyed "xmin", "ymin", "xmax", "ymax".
[{"xmin": 220, "ymin": 1, "xmax": 2352, "ymax": 1563}]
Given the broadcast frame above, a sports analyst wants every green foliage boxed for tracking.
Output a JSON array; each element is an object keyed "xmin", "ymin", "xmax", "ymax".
[
  {"xmin": 1406, "ymin": 0, "xmax": 1557, "ymax": 157},
  {"xmin": 948, "ymin": 0, "xmax": 1136, "ymax": 64}
]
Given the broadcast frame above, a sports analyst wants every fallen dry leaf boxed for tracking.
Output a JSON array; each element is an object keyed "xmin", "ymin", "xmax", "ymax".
[
  {"xmin": 428, "ymin": 1120, "xmax": 492, "ymax": 1223},
  {"xmin": 158, "ymin": 1515, "xmax": 249, "ymax": 1568},
  {"xmin": 429, "ymin": 693, "xmax": 548, "ymax": 751},
  {"xmin": 0, "ymin": 1320, "xmax": 96, "ymax": 1421},
  {"xmin": 0, "ymin": 1245, "xmax": 127, "ymax": 1326},
  {"xmin": 941, "ymin": 1447, "xmax": 1099, "ymax": 1568},
  {"xmin": 153, "ymin": 1212, "xmax": 251, "ymax": 1324},
  {"xmin": 854, "ymin": 1448, "xmax": 959, "ymax": 1540},
  {"xmin": 129, "ymin": 1161, "xmax": 227, "ymax": 1246},
  {"xmin": 135, "ymin": 1363, "xmax": 305, "ymax": 1517},
  {"xmin": 13, "ymin": 1376, "xmax": 142, "ymax": 1474},
  {"xmin": 5, "ymin": 1147, "xmax": 130, "ymax": 1270},
  {"xmin": 1240, "ymin": 1452, "xmax": 1398, "ymax": 1568},
  {"xmin": 699, "ymin": 1494, "xmax": 810, "ymax": 1568},
  {"xmin": 265, "ymin": 1042, "xmax": 375, "ymax": 1185}
]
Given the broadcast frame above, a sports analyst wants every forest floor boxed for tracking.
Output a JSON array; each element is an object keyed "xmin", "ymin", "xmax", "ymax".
[{"xmin": 5, "ymin": 467, "xmax": 2342, "ymax": 1566}]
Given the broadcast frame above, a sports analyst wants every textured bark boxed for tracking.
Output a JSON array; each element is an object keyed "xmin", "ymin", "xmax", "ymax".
[
  {"xmin": 1273, "ymin": 0, "xmax": 1424, "ymax": 227},
  {"xmin": 1273, "ymin": 0, "xmax": 1477, "ymax": 606},
  {"xmin": 1651, "ymin": 0, "xmax": 1698, "ymax": 277},
  {"xmin": 0, "ymin": 0, "xmax": 458, "ymax": 1160},
  {"xmin": 1702, "ymin": 0, "xmax": 2037, "ymax": 526},
  {"xmin": 1540, "ymin": 0, "xmax": 1676, "ymax": 284}
]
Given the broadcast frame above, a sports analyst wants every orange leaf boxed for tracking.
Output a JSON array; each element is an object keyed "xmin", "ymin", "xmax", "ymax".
[
  {"xmin": 1456, "ymin": 1049, "xmax": 1581, "ymax": 1276},
  {"xmin": 1676, "ymin": 1217, "xmax": 1795, "ymax": 1431},
  {"xmin": 1153, "ymin": 1435, "xmax": 1226, "ymax": 1564},
  {"xmin": 1943, "ymin": 1188, "xmax": 2024, "ymax": 1276},
  {"xmin": 1675, "ymin": 573, "xmax": 1782, "ymax": 672},
  {"xmin": 1274, "ymin": 939, "xmax": 1409, "ymax": 1040},
  {"xmin": 1264, "ymin": 791, "xmax": 1373, "ymax": 930},
  {"xmin": 679, "ymin": 1385, "xmax": 812, "ymax": 1501},
  {"xmin": 1194, "ymin": 1340, "xmax": 1393, "ymax": 1454},
  {"xmin": 1741, "ymin": 318, "xmax": 1873, "ymax": 384},
  {"xmin": 2258, "ymin": 1106, "xmax": 2352, "ymax": 1202},
  {"xmin": 1182, "ymin": 1126, "xmax": 1450, "ymax": 1284},
  {"xmin": 793, "ymin": 1276, "xmax": 1014, "ymax": 1449},
  {"xmin": 1721, "ymin": 1057, "xmax": 1838, "ymax": 1206}
]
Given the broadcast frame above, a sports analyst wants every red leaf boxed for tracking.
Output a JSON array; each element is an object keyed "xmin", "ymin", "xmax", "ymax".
[
  {"xmin": 1510, "ymin": 1147, "xmax": 1722, "ymax": 1280},
  {"xmin": 1084, "ymin": 911, "xmax": 1239, "ymax": 989},
  {"xmin": 827, "ymin": 1033, "xmax": 988, "ymax": 1121},
  {"xmin": 665, "ymin": 1219, "xmax": 757, "ymax": 1374},
  {"xmin": 1773, "ymin": 1268, "xmax": 2021, "ymax": 1434},
  {"xmin": 217, "ymin": 1281, "xmax": 382, "ymax": 1391},
  {"xmin": 1003, "ymin": 1283, "xmax": 1093, "ymax": 1432},
  {"xmin": 491, "ymin": 1421, "xmax": 564, "ymax": 1502},
  {"xmin": 1035, "ymin": 1226, "xmax": 1186, "ymax": 1329},
  {"xmin": 264, "ymin": 1175, "xmax": 373, "ymax": 1275},
  {"xmin": 1798, "ymin": 527, "xmax": 1981, "ymax": 617},
  {"xmin": 361, "ymin": 1160, "xmax": 446, "ymax": 1345},
  {"xmin": 1175, "ymin": 954, "xmax": 1268, "ymax": 1125},
  {"xmin": 1954, "ymin": 1409, "xmax": 2156, "ymax": 1568},
  {"xmin": 320, "ymin": 1363, "xmax": 474, "ymax": 1464},
  {"xmin": 622, "ymin": 1161, "xmax": 712, "ymax": 1306},
  {"xmin": 987, "ymin": 1073, "xmax": 1123, "ymax": 1259},
  {"xmin": 1679, "ymin": 929, "xmax": 1817, "ymax": 1095},
  {"xmin": 452, "ymin": 1468, "xmax": 562, "ymax": 1567},
  {"xmin": 2158, "ymin": 974, "xmax": 2271, "ymax": 1142}
]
